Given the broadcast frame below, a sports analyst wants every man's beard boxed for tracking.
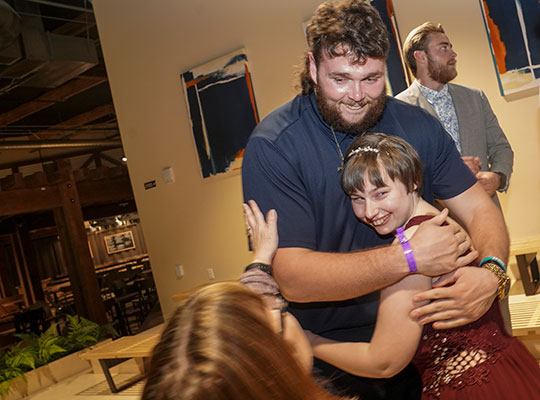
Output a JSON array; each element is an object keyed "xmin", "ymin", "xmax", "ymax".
[
  {"xmin": 427, "ymin": 54, "xmax": 457, "ymax": 84},
  {"xmin": 315, "ymin": 87, "xmax": 387, "ymax": 136}
]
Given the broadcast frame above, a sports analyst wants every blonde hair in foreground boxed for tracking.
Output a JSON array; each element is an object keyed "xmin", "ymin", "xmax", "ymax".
[{"xmin": 142, "ymin": 281, "xmax": 350, "ymax": 400}]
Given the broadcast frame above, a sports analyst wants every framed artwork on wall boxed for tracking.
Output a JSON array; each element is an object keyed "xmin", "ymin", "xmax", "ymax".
[
  {"xmin": 181, "ymin": 48, "xmax": 259, "ymax": 179},
  {"xmin": 370, "ymin": 0, "xmax": 410, "ymax": 95},
  {"xmin": 479, "ymin": 0, "xmax": 540, "ymax": 97},
  {"xmin": 104, "ymin": 231, "xmax": 136, "ymax": 255}
]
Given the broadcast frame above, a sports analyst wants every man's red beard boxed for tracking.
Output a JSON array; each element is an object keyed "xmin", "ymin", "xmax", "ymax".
[
  {"xmin": 427, "ymin": 54, "xmax": 457, "ymax": 84},
  {"xmin": 315, "ymin": 86, "xmax": 387, "ymax": 136}
]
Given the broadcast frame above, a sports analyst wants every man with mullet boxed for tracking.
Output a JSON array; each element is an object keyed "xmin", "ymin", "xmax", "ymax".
[{"xmin": 242, "ymin": 1, "xmax": 510, "ymax": 398}]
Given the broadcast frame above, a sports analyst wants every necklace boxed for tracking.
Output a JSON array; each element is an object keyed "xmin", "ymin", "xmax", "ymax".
[{"xmin": 330, "ymin": 126, "xmax": 344, "ymax": 172}]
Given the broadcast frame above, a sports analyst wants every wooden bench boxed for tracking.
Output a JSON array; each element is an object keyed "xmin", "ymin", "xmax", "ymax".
[
  {"xmin": 80, "ymin": 333, "xmax": 160, "ymax": 393},
  {"xmin": 509, "ymin": 293, "xmax": 540, "ymax": 361},
  {"xmin": 510, "ymin": 237, "xmax": 540, "ymax": 296}
]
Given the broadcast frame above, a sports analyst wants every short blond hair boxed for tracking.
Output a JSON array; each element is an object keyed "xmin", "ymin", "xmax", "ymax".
[{"xmin": 403, "ymin": 22, "xmax": 445, "ymax": 77}]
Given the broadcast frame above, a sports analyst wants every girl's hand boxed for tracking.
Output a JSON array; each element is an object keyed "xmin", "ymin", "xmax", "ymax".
[{"xmin": 243, "ymin": 200, "xmax": 278, "ymax": 265}]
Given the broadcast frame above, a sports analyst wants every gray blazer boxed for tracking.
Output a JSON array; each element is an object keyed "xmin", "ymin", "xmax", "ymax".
[{"xmin": 396, "ymin": 81, "xmax": 514, "ymax": 206}]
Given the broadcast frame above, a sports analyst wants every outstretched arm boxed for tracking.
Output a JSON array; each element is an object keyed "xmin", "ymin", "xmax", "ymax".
[
  {"xmin": 308, "ymin": 272, "xmax": 431, "ymax": 378},
  {"xmin": 274, "ymin": 209, "xmax": 475, "ymax": 302}
]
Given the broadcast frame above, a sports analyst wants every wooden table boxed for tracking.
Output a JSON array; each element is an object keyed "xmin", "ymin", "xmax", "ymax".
[{"xmin": 80, "ymin": 333, "xmax": 160, "ymax": 393}]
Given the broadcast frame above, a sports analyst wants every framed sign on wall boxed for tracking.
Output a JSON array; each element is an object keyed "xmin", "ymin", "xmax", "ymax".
[{"xmin": 104, "ymin": 231, "xmax": 136, "ymax": 255}]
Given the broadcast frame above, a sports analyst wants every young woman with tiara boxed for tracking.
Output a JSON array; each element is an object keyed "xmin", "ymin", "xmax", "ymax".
[{"xmin": 305, "ymin": 132, "xmax": 540, "ymax": 399}]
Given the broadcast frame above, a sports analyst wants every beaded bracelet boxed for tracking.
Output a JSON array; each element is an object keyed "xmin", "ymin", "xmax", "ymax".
[
  {"xmin": 479, "ymin": 256, "xmax": 506, "ymax": 273},
  {"xmin": 244, "ymin": 262, "xmax": 273, "ymax": 276},
  {"xmin": 396, "ymin": 227, "xmax": 418, "ymax": 273}
]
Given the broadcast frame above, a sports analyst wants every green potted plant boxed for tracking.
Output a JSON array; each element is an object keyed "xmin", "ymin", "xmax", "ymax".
[{"xmin": 0, "ymin": 315, "xmax": 117, "ymax": 399}]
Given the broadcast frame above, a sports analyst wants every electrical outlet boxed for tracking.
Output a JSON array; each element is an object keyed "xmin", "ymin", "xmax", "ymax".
[
  {"xmin": 175, "ymin": 264, "xmax": 184, "ymax": 279},
  {"xmin": 207, "ymin": 268, "xmax": 215, "ymax": 280}
]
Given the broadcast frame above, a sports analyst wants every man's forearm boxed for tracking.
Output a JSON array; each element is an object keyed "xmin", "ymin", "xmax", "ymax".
[
  {"xmin": 274, "ymin": 212, "xmax": 473, "ymax": 303},
  {"xmin": 273, "ymin": 245, "xmax": 408, "ymax": 302}
]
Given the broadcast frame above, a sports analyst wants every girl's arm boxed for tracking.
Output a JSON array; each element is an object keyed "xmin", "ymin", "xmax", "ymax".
[{"xmin": 307, "ymin": 226, "xmax": 432, "ymax": 378}]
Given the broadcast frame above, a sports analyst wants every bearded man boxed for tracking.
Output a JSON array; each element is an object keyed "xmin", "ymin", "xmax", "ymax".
[
  {"xmin": 396, "ymin": 22, "xmax": 513, "ymax": 207},
  {"xmin": 242, "ymin": 2, "xmax": 509, "ymax": 399},
  {"xmin": 396, "ymin": 22, "xmax": 514, "ymax": 333}
]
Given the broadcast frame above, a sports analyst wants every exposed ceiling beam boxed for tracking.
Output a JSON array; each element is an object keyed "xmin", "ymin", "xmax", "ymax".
[
  {"xmin": 0, "ymin": 145, "xmax": 122, "ymax": 170},
  {"xmin": 0, "ymin": 139, "xmax": 121, "ymax": 150},
  {"xmin": 52, "ymin": 12, "xmax": 96, "ymax": 36},
  {"xmin": 0, "ymin": 76, "xmax": 107, "ymax": 127},
  {"xmin": 23, "ymin": 0, "xmax": 93, "ymax": 14},
  {"xmin": 32, "ymin": 103, "xmax": 115, "ymax": 139}
]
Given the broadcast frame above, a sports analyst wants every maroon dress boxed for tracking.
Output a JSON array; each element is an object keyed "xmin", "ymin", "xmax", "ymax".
[{"xmin": 407, "ymin": 216, "xmax": 540, "ymax": 399}]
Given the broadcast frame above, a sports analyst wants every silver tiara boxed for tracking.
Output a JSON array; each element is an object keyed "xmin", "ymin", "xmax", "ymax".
[{"xmin": 348, "ymin": 146, "xmax": 379, "ymax": 157}]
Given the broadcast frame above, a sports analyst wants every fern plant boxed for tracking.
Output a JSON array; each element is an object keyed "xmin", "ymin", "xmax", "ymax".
[{"xmin": 0, "ymin": 314, "xmax": 117, "ymax": 398}]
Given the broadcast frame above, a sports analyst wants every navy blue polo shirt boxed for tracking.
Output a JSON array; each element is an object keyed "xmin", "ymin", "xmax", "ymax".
[{"xmin": 242, "ymin": 93, "xmax": 475, "ymax": 342}]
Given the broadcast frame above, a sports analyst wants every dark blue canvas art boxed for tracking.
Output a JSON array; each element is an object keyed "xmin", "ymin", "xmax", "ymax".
[
  {"xmin": 480, "ymin": 0, "xmax": 540, "ymax": 96},
  {"xmin": 371, "ymin": 0, "xmax": 410, "ymax": 95},
  {"xmin": 182, "ymin": 49, "xmax": 259, "ymax": 178}
]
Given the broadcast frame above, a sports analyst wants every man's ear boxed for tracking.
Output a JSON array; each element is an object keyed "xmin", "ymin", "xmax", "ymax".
[
  {"xmin": 308, "ymin": 52, "xmax": 318, "ymax": 85},
  {"xmin": 414, "ymin": 50, "xmax": 427, "ymax": 65}
]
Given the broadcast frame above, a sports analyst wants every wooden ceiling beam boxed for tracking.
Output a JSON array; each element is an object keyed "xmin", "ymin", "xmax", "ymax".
[
  {"xmin": 0, "ymin": 76, "xmax": 107, "ymax": 127},
  {"xmin": 31, "ymin": 104, "xmax": 115, "ymax": 139},
  {"xmin": 52, "ymin": 13, "xmax": 97, "ymax": 36},
  {"xmin": 0, "ymin": 145, "xmax": 121, "ymax": 170},
  {"xmin": 0, "ymin": 186, "xmax": 61, "ymax": 217}
]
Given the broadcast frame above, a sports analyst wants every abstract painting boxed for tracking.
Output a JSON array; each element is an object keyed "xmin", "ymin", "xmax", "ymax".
[
  {"xmin": 181, "ymin": 49, "xmax": 259, "ymax": 178},
  {"xmin": 371, "ymin": 0, "xmax": 410, "ymax": 95},
  {"xmin": 479, "ymin": 0, "xmax": 540, "ymax": 96}
]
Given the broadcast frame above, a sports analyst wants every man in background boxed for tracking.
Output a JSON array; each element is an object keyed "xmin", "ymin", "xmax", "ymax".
[
  {"xmin": 396, "ymin": 22, "xmax": 514, "ymax": 332},
  {"xmin": 396, "ymin": 22, "xmax": 513, "ymax": 208}
]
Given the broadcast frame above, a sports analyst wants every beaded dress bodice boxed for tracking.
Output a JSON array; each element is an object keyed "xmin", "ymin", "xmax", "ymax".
[
  {"xmin": 406, "ymin": 216, "xmax": 511, "ymax": 399},
  {"xmin": 413, "ymin": 302, "xmax": 510, "ymax": 398}
]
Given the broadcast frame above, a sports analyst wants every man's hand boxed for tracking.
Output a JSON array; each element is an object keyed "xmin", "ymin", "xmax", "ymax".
[
  {"xmin": 410, "ymin": 267, "xmax": 498, "ymax": 329},
  {"xmin": 243, "ymin": 200, "xmax": 278, "ymax": 265},
  {"xmin": 476, "ymin": 171, "xmax": 500, "ymax": 197},
  {"xmin": 409, "ymin": 209, "xmax": 478, "ymax": 276},
  {"xmin": 461, "ymin": 156, "xmax": 481, "ymax": 175}
]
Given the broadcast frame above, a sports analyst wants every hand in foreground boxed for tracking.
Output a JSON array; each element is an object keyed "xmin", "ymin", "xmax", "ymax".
[
  {"xmin": 476, "ymin": 171, "xmax": 500, "ymax": 197},
  {"xmin": 268, "ymin": 310, "xmax": 313, "ymax": 372},
  {"xmin": 461, "ymin": 156, "xmax": 481, "ymax": 175},
  {"xmin": 410, "ymin": 267, "xmax": 498, "ymax": 329},
  {"xmin": 243, "ymin": 200, "xmax": 278, "ymax": 265},
  {"xmin": 408, "ymin": 208, "xmax": 478, "ymax": 276}
]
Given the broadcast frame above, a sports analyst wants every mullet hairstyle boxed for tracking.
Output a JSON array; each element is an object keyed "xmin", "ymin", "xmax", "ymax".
[
  {"xmin": 340, "ymin": 132, "xmax": 423, "ymax": 196},
  {"xmin": 142, "ymin": 281, "xmax": 351, "ymax": 400},
  {"xmin": 299, "ymin": 0, "xmax": 389, "ymax": 95},
  {"xmin": 403, "ymin": 22, "xmax": 445, "ymax": 77}
]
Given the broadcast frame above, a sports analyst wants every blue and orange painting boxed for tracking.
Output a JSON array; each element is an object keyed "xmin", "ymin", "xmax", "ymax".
[
  {"xmin": 181, "ymin": 49, "xmax": 259, "ymax": 178},
  {"xmin": 480, "ymin": 0, "xmax": 540, "ymax": 96},
  {"xmin": 371, "ymin": 0, "xmax": 410, "ymax": 95}
]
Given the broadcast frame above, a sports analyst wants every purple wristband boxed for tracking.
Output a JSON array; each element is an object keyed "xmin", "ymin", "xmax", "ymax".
[{"xmin": 396, "ymin": 227, "xmax": 417, "ymax": 273}]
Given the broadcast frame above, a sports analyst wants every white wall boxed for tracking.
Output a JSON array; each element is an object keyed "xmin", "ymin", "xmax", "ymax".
[
  {"xmin": 393, "ymin": 0, "xmax": 540, "ymax": 241},
  {"xmin": 93, "ymin": 0, "xmax": 540, "ymax": 317},
  {"xmin": 92, "ymin": 0, "xmax": 323, "ymax": 317}
]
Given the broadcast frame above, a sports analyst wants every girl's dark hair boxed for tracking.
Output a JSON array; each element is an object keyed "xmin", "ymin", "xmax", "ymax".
[{"xmin": 340, "ymin": 133, "xmax": 423, "ymax": 196}]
